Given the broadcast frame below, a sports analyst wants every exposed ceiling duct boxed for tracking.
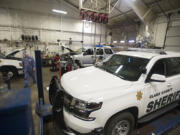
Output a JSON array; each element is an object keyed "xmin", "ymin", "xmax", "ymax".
[{"xmin": 126, "ymin": 0, "xmax": 156, "ymax": 24}]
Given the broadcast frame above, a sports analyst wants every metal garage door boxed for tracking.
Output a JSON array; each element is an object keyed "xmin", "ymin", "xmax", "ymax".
[{"xmin": 165, "ymin": 14, "xmax": 180, "ymax": 52}]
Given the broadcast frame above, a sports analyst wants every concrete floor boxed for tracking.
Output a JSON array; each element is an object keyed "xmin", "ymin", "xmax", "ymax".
[{"xmin": 4, "ymin": 67, "xmax": 180, "ymax": 135}]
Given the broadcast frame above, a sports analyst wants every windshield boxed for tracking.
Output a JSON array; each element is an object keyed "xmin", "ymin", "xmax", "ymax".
[
  {"xmin": 96, "ymin": 54, "xmax": 149, "ymax": 81},
  {"xmin": 0, "ymin": 52, "xmax": 5, "ymax": 58},
  {"xmin": 74, "ymin": 48, "xmax": 82, "ymax": 54},
  {"xmin": 75, "ymin": 48, "xmax": 87, "ymax": 54}
]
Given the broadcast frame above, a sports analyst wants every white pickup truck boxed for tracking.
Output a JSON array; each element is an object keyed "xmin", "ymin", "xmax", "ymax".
[
  {"xmin": 0, "ymin": 48, "xmax": 24, "ymax": 77},
  {"xmin": 59, "ymin": 46, "xmax": 114, "ymax": 69},
  {"xmin": 73, "ymin": 46, "xmax": 114, "ymax": 67}
]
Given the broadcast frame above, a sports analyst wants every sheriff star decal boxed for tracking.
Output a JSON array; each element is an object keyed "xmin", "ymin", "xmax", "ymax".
[{"xmin": 136, "ymin": 91, "xmax": 143, "ymax": 101}]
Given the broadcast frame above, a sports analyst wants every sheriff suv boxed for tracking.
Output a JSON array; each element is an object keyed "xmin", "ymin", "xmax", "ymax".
[
  {"xmin": 0, "ymin": 48, "xmax": 24, "ymax": 77},
  {"xmin": 51, "ymin": 48, "xmax": 180, "ymax": 135}
]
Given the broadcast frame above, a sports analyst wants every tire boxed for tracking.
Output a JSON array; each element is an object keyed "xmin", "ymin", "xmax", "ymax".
[
  {"xmin": 105, "ymin": 112, "xmax": 135, "ymax": 135},
  {"xmin": 49, "ymin": 76, "xmax": 60, "ymax": 105},
  {"xmin": 1, "ymin": 67, "xmax": 18, "ymax": 78}
]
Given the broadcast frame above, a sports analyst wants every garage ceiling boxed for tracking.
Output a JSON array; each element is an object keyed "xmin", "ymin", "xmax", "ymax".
[{"xmin": 0, "ymin": 0, "xmax": 180, "ymax": 28}]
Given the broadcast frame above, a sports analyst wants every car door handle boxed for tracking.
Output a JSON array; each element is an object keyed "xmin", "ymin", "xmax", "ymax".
[{"xmin": 167, "ymin": 83, "xmax": 172, "ymax": 87}]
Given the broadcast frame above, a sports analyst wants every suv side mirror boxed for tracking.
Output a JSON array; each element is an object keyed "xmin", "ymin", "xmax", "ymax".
[
  {"xmin": 150, "ymin": 74, "xmax": 166, "ymax": 82},
  {"xmin": 141, "ymin": 68, "xmax": 147, "ymax": 74}
]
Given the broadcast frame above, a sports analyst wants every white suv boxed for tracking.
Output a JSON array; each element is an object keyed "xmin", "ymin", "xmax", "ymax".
[
  {"xmin": 0, "ymin": 48, "xmax": 24, "ymax": 77},
  {"xmin": 53, "ymin": 48, "xmax": 180, "ymax": 135}
]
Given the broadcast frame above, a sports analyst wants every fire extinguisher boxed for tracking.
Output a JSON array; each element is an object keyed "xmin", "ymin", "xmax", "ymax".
[
  {"xmin": 104, "ymin": 14, "xmax": 109, "ymax": 24},
  {"xmin": 67, "ymin": 64, "xmax": 71, "ymax": 72},
  {"xmin": 93, "ymin": 12, "xmax": 97, "ymax": 22},
  {"xmin": 86, "ymin": 11, "xmax": 92, "ymax": 21},
  {"xmin": 98, "ymin": 13, "xmax": 103, "ymax": 23}
]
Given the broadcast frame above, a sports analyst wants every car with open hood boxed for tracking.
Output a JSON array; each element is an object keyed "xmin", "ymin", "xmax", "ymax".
[{"xmin": 0, "ymin": 48, "xmax": 25, "ymax": 77}]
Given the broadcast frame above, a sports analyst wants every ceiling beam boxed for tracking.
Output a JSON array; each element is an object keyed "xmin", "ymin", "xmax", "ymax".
[
  {"xmin": 61, "ymin": 0, "xmax": 79, "ymax": 10},
  {"xmin": 108, "ymin": 1, "xmax": 136, "ymax": 25},
  {"xmin": 147, "ymin": 0, "xmax": 166, "ymax": 6},
  {"xmin": 100, "ymin": 0, "xmax": 118, "ymax": 10},
  {"xmin": 109, "ymin": 9, "xmax": 133, "ymax": 19},
  {"xmin": 113, "ymin": 6, "xmax": 136, "ymax": 23},
  {"xmin": 154, "ymin": 0, "xmax": 167, "ymax": 17}
]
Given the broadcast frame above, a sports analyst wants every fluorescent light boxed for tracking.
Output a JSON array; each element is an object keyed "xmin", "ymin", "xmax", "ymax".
[
  {"xmin": 113, "ymin": 41, "xmax": 117, "ymax": 43},
  {"xmin": 52, "ymin": 9, "xmax": 67, "ymax": 14},
  {"xmin": 129, "ymin": 40, "xmax": 135, "ymax": 43},
  {"xmin": 120, "ymin": 40, "xmax": 125, "ymax": 43}
]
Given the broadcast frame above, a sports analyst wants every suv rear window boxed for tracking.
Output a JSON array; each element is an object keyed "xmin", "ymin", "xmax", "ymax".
[
  {"xmin": 105, "ymin": 49, "xmax": 113, "ymax": 54},
  {"xmin": 166, "ymin": 57, "xmax": 180, "ymax": 77},
  {"xmin": 96, "ymin": 49, "xmax": 103, "ymax": 55}
]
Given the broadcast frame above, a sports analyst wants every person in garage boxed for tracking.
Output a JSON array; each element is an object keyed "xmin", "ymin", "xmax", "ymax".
[{"xmin": 22, "ymin": 52, "xmax": 36, "ymax": 88}]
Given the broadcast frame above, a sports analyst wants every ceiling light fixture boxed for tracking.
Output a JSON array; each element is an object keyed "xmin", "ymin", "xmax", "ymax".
[
  {"xmin": 113, "ymin": 41, "xmax": 117, "ymax": 43},
  {"xmin": 129, "ymin": 40, "xmax": 135, "ymax": 43},
  {"xmin": 120, "ymin": 40, "xmax": 125, "ymax": 43},
  {"xmin": 52, "ymin": 9, "xmax": 67, "ymax": 14}
]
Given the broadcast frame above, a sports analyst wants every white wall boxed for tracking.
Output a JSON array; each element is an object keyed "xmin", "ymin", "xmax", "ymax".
[
  {"xmin": 111, "ymin": 24, "xmax": 138, "ymax": 44},
  {"xmin": 0, "ymin": 7, "xmax": 106, "ymax": 54},
  {"xmin": 138, "ymin": 12, "xmax": 180, "ymax": 51}
]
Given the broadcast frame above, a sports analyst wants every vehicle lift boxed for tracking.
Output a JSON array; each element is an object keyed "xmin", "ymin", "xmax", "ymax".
[{"xmin": 34, "ymin": 50, "xmax": 180, "ymax": 135}]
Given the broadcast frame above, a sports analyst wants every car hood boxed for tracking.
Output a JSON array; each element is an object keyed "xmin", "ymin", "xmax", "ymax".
[
  {"xmin": 6, "ymin": 48, "xmax": 25, "ymax": 57},
  {"xmin": 61, "ymin": 66, "xmax": 133, "ymax": 102}
]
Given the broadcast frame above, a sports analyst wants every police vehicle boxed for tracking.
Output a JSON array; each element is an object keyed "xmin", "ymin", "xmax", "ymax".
[
  {"xmin": 0, "ymin": 48, "xmax": 24, "ymax": 77},
  {"xmin": 51, "ymin": 48, "xmax": 180, "ymax": 135}
]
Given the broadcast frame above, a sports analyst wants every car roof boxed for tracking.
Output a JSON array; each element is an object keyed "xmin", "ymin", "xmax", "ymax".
[
  {"xmin": 83, "ymin": 46, "xmax": 111, "ymax": 49},
  {"xmin": 116, "ymin": 50, "xmax": 180, "ymax": 59},
  {"xmin": 117, "ymin": 51, "xmax": 159, "ymax": 59}
]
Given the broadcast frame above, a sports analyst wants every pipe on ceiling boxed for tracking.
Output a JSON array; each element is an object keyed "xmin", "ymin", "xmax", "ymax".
[{"xmin": 126, "ymin": 0, "xmax": 156, "ymax": 24}]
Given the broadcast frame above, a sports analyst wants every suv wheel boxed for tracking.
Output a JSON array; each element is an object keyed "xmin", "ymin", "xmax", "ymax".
[{"xmin": 105, "ymin": 112, "xmax": 135, "ymax": 135}]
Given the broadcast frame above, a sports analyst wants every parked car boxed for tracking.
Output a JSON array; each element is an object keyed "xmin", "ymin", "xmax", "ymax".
[
  {"xmin": 73, "ymin": 46, "xmax": 114, "ymax": 67},
  {"xmin": 59, "ymin": 46, "xmax": 114, "ymax": 69},
  {"xmin": 50, "ymin": 48, "xmax": 180, "ymax": 135},
  {"xmin": 0, "ymin": 48, "xmax": 24, "ymax": 77}
]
